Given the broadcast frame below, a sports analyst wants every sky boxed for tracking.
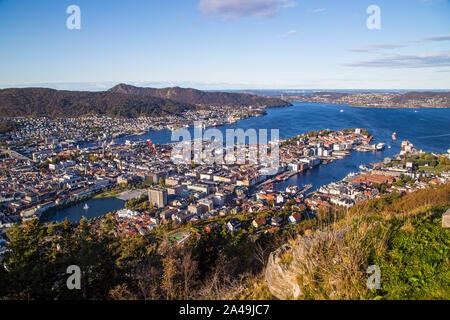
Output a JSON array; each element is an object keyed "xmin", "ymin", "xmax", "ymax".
[{"xmin": 0, "ymin": 0, "xmax": 449, "ymax": 90}]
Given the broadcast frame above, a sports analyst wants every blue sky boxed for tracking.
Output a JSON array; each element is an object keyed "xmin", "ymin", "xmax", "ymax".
[{"xmin": 0, "ymin": 0, "xmax": 449, "ymax": 90}]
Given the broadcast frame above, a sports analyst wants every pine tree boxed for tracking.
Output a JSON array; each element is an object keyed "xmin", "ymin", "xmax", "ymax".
[{"xmin": 4, "ymin": 219, "xmax": 52, "ymax": 299}]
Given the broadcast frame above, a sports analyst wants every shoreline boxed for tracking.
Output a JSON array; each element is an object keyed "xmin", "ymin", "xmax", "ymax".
[{"xmin": 285, "ymin": 100, "xmax": 450, "ymax": 109}]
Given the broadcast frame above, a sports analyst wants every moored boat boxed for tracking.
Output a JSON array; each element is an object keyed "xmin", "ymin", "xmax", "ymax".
[
  {"xmin": 376, "ymin": 143, "xmax": 386, "ymax": 151},
  {"xmin": 359, "ymin": 164, "xmax": 369, "ymax": 171}
]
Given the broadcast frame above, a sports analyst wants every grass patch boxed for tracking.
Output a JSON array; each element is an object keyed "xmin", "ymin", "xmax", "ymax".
[
  {"xmin": 280, "ymin": 184, "xmax": 450, "ymax": 300},
  {"xmin": 279, "ymin": 250, "xmax": 293, "ymax": 265},
  {"xmin": 370, "ymin": 207, "xmax": 450, "ymax": 300}
]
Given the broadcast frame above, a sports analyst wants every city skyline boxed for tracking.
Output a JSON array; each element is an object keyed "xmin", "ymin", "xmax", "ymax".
[{"xmin": 0, "ymin": 0, "xmax": 449, "ymax": 90}]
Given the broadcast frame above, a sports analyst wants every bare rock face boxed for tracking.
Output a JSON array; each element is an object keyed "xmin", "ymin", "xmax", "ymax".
[
  {"xmin": 443, "ymin": 208, "xmax": 450, "ymax": 228},
  {"xmin": 265, "ymin": 229, "xmax": 347, "ymax": 300},
  {"xmin": 265, "ymin": 244, "xmax": 300, "ymax": 300}
]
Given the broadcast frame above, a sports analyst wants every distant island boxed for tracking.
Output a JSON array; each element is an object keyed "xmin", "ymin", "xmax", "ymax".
[
  {"xmin": 275, "ymin": 91, "xmax": 450, "ymax": 109},
  {"xmin": 0, "ymin": 85, "xmax": 291, "ymax": 118}
]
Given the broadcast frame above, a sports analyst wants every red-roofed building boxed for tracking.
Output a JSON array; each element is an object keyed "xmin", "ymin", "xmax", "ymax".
[{"xmin": 252, "ymin": 216, "xmax": 267, "ymax": 229}]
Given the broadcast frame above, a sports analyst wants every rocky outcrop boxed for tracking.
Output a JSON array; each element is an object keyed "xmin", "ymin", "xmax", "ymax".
[
  {"xmin": 443, "ymin": 208, "xmax": 450, "ymax": 228},
  {"xmin": 265, "ymin": 229, "xmax": 347, "ymax": 300}
]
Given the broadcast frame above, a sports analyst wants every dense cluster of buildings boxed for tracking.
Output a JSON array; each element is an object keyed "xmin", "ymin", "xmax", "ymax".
[
  {"xmin": 0, "ymin": 105, "xmax": 263, "ymax": 156},
  {"xmin": 308, "ymin": 142, "xmax": 450, "ymax": 211},
  {"xmin": 1, "ymin": 125, "xmax": 449, "ymax": 256},
  {"xmin": 283, "ymin": 92, "xmax": 450, "ymax": 108}
]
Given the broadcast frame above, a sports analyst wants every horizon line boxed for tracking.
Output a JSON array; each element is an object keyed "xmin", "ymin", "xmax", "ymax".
[{"xmin": 0, "ymin": 82, "xmax": 449, "ymax": 92}]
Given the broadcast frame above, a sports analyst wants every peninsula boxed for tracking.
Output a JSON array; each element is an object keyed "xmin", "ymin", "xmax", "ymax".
[{"xmin": 274, "ymin": 91, "xmax": 450, "ymax": 109}]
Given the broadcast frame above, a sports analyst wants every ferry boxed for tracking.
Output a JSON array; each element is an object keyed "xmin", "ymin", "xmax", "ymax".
[
  {"xmin": 359, "ymin": 164, "xmax": 369, "ymax": 171},
  {"xmin": 392, "ymin": 132, "xmax": 397, "ymax": 142},
  {"xmin": 376, "ymin": 143, "xmax": 386, "ymax": 151}
]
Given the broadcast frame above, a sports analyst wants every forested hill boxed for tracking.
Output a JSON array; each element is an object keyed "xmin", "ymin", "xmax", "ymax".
[
  {"xmin": 108, "ymin": 84, "xmax": 292, "ymax": 108},
  {"xmin": 0, "ymin": 88, "xmax": 195, "ymax": 118}
]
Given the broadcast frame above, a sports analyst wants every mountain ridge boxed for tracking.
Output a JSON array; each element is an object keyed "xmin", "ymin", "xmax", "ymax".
[
  {"xmin": 0, "ymin": 85, "xmax": 291, "ymax": 118},
  {"xmin": 108, "ymin": 83, "xmax": 292, "ymax": 108},
  {"xmin": 0, "ymin": 87, "xmax": 196, "ymax": 118}
]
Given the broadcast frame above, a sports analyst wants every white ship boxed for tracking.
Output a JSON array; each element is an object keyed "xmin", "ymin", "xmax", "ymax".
[
  {"xmin": 376, "ymin": 143, "xmax": 386, "ymax": 150},
  {"xmin": 359, "ymin": 164, "xmax": 369, "ymax": 171},
  {"xmin": 83, "ymin": 204, "xmax": 89, "ymax": 210}
]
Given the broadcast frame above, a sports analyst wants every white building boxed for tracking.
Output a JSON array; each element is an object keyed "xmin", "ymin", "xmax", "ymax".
[{"xmin": 117, "ymin": 209, "xmax": 140, "ymax": 219}]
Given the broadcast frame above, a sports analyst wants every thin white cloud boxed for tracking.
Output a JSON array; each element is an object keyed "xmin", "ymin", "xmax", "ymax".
[
  {"xmin": 278, "ymin": 29, "xmax": 297, "ymax": 38},
  {"xmin": 349, "ymin": 43, "xmax": 408, "ymax": 53},
  {"xmin": 311, "ymin": 8, "xmax": 326, "ymax": 13},
  {"xmin": 421, "ymin": 0, "xmax": 449, "ymax": 4},
  {"xmin": 419, "ymin": 34, "xmax": 450, "ymax": 42},
  {"xmin": 198, "ymin": 0, "xmax": 297, "ymax": 19},
  {"xmin": 343, "ymin": 51, "xmax": 450, "ymax": 68},
  {"xmin": 349, "ymin": 34, "xmax": 450, "ymax": 53},
  {"xmin": 0, "ymin": 81, "xmax": 264, "ymax": 91},
  {"xmin": 281, "ymin": 1, "xmax": 298, "ymax": 8}
]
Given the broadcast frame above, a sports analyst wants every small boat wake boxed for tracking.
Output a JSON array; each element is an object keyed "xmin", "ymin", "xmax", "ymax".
[{"xmin": 418, "ymin": 133, "xmax": 450, "ymax": 139}]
